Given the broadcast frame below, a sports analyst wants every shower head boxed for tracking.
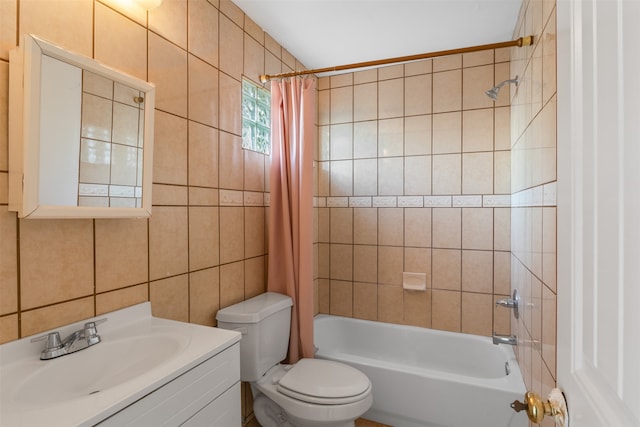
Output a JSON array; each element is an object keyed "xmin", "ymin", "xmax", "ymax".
[
  {"xmin": 485, "ymin": 87, "xmax": 501, "ymax": 100},
  {"xmin": 485, "ymin": 75, "xmax": 519, "ymax": 100}
]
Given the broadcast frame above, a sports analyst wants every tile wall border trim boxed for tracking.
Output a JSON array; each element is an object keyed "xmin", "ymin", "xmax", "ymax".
[
  {"xmin": 218, "ymin": 190, "xmax": 270, "ymax": 207},
  {"xmin": 313, "ymin": 182, "xmax": 557, "ymax": 209}
]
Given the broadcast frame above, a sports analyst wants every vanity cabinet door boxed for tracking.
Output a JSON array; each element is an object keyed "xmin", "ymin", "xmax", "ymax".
[
  {"xmin": 97, "ymin": 343, "xmax": 240, "ymax": 426},
  {"xmin": 182, "ymin": 382, "xmax": 241, "ymax": 426}
]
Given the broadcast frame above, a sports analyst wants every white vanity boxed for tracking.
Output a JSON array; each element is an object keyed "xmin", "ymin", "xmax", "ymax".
[{"xmin": 0, "ymin": 303, "xmax": 241, "ymax": 426}]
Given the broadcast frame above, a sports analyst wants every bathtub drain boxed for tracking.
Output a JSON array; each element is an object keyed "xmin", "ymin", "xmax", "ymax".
[{"xmin": 505, "ymin": 362, "xmax": 511, "ymax": 376}]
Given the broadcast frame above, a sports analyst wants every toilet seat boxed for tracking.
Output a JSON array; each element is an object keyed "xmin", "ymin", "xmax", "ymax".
[{"xmin": 276, "ymin": 359, "xmax": 371, "ymax": 405}]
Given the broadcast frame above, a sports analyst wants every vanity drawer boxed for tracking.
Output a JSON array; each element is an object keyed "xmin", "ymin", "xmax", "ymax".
[
  {"xmin": 97, "ymin": 343, "xmax": 240, "ymax": 426},
  {"xmin": 183, "ymin": 382, "xmax": 240, "ymax": 426}
]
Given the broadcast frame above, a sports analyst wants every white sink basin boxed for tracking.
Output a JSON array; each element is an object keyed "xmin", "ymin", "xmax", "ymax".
[
  {"xmin": 0, "ymin": 303, "xmax": 241, "ymax": 427},
  {"xmin": 12, "ymin": 332, "xmax": 187, "ymax": 405}
]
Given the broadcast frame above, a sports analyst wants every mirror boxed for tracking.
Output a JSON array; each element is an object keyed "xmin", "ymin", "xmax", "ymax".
[{"xmin": 8, "ymin": 34, "xmax": 155, "ymax": 218}]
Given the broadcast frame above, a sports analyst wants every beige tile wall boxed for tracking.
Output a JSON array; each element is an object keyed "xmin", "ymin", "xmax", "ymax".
[
  {"xmin": 510, "ymin": 1, "xmax": 557, "ymax": 426},
  {"xmin": 0, "ymin": 1, "xmax": 308, "ymax": 424},
  {"xmin": 315, "ymin": 49, "xmax": 513, "ymax": 336}
]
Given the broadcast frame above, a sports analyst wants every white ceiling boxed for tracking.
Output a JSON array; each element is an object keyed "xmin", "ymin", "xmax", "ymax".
[{"xmin": 233, "ymin": 0, "xmax": 523, "ymax": 76}]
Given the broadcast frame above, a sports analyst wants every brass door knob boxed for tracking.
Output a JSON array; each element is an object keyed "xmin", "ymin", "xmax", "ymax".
[{"xmin": 511, "ymin": 390, "xmax": 568, "ymax": 425}]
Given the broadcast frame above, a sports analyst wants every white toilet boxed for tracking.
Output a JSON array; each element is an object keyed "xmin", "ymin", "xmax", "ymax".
[{"xmin": 216, "ymin": 292, "xmax": 372, "ymax": 427}]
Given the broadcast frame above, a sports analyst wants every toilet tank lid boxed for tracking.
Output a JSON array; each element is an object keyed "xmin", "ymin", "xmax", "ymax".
[{"xmin": 216, "ymin": 292, "xmax": 293, "ymax": 323}]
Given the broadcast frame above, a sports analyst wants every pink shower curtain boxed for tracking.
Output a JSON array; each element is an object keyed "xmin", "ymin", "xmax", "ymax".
[{"xmin": 268, "ymin": 77, "xmax": 316, "ymax": 363}]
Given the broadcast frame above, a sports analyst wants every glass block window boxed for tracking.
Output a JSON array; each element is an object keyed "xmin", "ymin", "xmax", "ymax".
[{"xmin": 242, "ymin": 79, "xmax": 271, "ymax": 154}]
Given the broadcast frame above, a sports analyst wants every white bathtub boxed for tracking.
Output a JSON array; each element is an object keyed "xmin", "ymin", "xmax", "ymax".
[{"xmin": 314, "ymin": 315, "xmax": 527, "ymax": 427}]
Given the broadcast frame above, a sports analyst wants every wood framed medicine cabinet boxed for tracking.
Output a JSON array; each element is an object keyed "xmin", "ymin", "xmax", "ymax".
[{"xmin": 9, "ymin": 34, "xmax": 155, "ymax": 219}]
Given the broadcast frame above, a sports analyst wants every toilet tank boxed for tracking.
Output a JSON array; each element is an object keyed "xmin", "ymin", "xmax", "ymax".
[{"xmin": 216, "ymin": 292, "xmax": 293, "ymax": 382}]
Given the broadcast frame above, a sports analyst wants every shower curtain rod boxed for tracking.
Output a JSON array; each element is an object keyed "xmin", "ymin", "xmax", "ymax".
[{"xmin": 259, "ymin": 36, "xmax": 533, "ymax": 83}]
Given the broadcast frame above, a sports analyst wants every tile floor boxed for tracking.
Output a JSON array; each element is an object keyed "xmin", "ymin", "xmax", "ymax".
[
  {"xmin": 355, "ymin": 418, "xmax": 392, "ymax": 427},
  {"xmin": 246, "ymin": 417, "xmax": 391, "ymax": 427}
]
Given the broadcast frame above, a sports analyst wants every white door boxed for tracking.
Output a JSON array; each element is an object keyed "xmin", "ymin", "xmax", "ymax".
[{"xmin": 556, "ymin": 0, "xmax": 640, "ymax": 426}]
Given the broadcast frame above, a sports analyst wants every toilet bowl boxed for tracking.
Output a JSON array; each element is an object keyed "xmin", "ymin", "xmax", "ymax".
[
  {"xmin": 252, "ymin": 361, "xmax": 372, "ymax": 427},
  {"xmin": 216, "ymin": 292, "xmax": 373, "ymax": 427}
]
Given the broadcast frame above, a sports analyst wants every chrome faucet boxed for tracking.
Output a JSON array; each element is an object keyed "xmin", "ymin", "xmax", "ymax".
[
  {"xmin": 31, "ymin": 319, "xmax": 106, "ymax": 360},
  {"xmin": 492, "ymin": 333, "xmax": 517, "ymax": 346},
  {"xmin": 495, "ymin": 298, "xmax": 517, "ymax": 309},
  {"xmin": 495, "ymin": 289, "xmax": 520, "ymax": 319}
]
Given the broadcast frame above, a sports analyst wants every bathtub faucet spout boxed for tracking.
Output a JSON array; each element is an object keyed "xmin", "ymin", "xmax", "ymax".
[{"xmin": 492, "ymin": 333, "xmax": 517, "ymax": 346}]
